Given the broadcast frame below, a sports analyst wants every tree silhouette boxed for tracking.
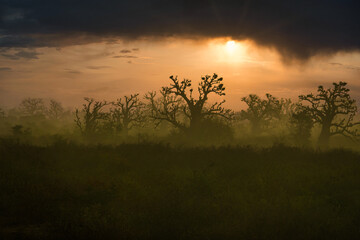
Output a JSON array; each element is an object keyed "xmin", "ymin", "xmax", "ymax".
[
  {"xmin": 299, "ymin": 82, "xmax": 360, "ymax": 147},
  {"xmin": 47, "ymin": 99, "xmax": 65, "ymax": 120},
  {"xmin": 146, "ymin": 73, "xmax": 233, "ymax": 131},
  {"xmin": 240, "ymin": 94, "xmax": 282, "ymax": 134},
  {"xmin": 75, "ymin": 98, "xmax": 108, "ymax": 137},
  {"xmin": 19, "ymin": 97, "xmax": 46, "ymax": 117},
  {"xmin": 110, "ymin": 94, "xmax": 145, "ymax": 136},
  {"xmin": 11, "ymin": 124, "xmax": 31, "ymax": 138},
  {"xmin": 145, "ymin": 89, "xmax": 186, "ymax": 130},
  {"xmin": 289, "ymin": 106, "xmax": 314, "ymax": 146}
]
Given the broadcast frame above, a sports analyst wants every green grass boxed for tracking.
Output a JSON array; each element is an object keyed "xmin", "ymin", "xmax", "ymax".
[{"xmin": 1, "ymin": 141, "xmax": 360, "ymax": 239}]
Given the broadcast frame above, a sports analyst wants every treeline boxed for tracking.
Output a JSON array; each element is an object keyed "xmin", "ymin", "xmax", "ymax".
[{"xmin": 0, "ymin": 74, "xmax": 359, "ymax": 148}]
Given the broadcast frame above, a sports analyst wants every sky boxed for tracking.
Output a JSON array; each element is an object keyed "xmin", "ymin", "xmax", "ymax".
[{"xmin": 0, "ymin": 0, "xmax": 359, "ymax": 110}]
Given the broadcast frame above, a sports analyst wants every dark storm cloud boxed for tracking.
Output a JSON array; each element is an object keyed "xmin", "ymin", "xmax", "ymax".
[{"xmin": 0, "ymin": 0, "xmax": 359, "ymax": 60}]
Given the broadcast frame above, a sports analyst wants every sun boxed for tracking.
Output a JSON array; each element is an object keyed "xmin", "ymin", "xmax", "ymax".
[
  {"xmin": 208, "ymin": 38, "xmax": 247, "ymax": 63},
  {"xmin": 225, "ymin": 40, "xmax": 237, "ymax": 53}
]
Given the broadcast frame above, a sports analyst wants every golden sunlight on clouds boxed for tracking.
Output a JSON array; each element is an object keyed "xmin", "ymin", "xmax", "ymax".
[
  {"xmin": 0, "ymin": 37, "xmax": 359, "ymax": 110},
  {"xmin": 207, "ymin": 39, "xmax": 250, "ymax": 65}
]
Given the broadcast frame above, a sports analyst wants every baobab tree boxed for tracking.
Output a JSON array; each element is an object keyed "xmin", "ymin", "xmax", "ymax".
[
  {"xmin": 145, "ymin": 89, "xmax": 186, "ymax": 130},
  {"xmin": 110, "ymin": 94, "xmax": 145, "ymax": 136},
  {"xmin": 146, "ymin": 73, "xmax": 233, "ymax": 132},
  {"xmin": 75, "ymin": 97, "xmax": 108, "ymax": 137},
  {"xmin": 299, "ymin": 82, "xmax": 360, "ymax": 147},
  {"xmin": 240, "ymin": 94, "xmax": 282, "ymax": 134}
]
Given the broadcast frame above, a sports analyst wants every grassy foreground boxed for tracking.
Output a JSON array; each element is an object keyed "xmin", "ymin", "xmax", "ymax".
[{"xmin": 1, "ymin": 141, "xmax": 360, "ymax": 239}]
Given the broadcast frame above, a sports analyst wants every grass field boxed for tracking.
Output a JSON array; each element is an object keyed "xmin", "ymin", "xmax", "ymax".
[{"xmin": 1, "ymin": 141, "xmax": 360, "ymax": 239}]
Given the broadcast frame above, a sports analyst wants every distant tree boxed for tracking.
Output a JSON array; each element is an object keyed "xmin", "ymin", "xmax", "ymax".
[
  {"xmin": 240, "ymin": 94, "xmax": 282, "ymax": 134},
  {"xmin": 299, "ymin": 82, "xmax": 360, "ymax": 147},
  {"xmin": 47, "ymin": 99, "xmax": 65, "ymax": 119},
  {"xmin": 289, "ymin": 106, "xmax": 314, "ymax": 146},
  {"xmin": 146, "ymin": 73, "xmax": 233, "ymax": 132},
  {"xmin": 75, "ymin": 98, "xmax": 109, "ymax": 137},
  {"xmin": 11, "ymin": 124, "xmax": 31, "ymax": 138},
  {"xmin": 19, "ymin": 97, "xmax": 46, "ymax": 117},
  {"xmin": 279, "ymin": 98, "xmax": 295, "ymax": 118},
  {"xmin": 110, "ymin": 94, "xmax": 145, "ymax": 136}
]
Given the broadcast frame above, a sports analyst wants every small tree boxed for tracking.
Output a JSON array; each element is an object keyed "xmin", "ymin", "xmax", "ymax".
[
  {"xmin": 289, "ymin": 106, "xmax": 314, "ymax": 146},
  {"xmin": 110, "ymin": 94, "xmax": 145, "ymax": 136},
  {"xmin": 19, "ymin": 97, "xmax": 46, "ymax": 117},
  {"xmin": 75, "ymin": 97, "xmax": 108, "ymax": 138},
  {"xmin": 146, "ymin": 73, "xmax": 233, "ymax": 132},
  {"xmin": 240, "ymin": 94, "xmax": 282, "ymax": 134},
  {"xmin": 11, "ymin": 125, "xmax": 31, "ymax": 138},
  {"xmin": 47, "ymin": 99, "xmax": 65, "ymax": 120},
  {"xmin": 299, "ymin": 82, "xmax": 360, "ymax": 147}
]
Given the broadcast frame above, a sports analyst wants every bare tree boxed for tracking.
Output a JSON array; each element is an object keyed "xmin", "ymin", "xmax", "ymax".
[
  {"xmin": 299, "ymin": 82, "xmax": 360, "ymax": 147},
  {"xmin": 110, "ymin": 94, "xmax": 145, "ymax": 136},
  {"xmin": 19, "ymin": 97, "xmax": 46, "ymax": 117},
  {"xmin": 146, "ymin": 73, "xmax": 233, "ymax": 131},
  {"xmin": 145, "ymin": 89, "xmax": 186, "ymax": 130},
  {"xmin": 47, "ymin": 99, "xmax": 65, "ymax": 120},
  {"xmin": 240, "ymin": 94, "xmax": 282, "ymax": 134},
  {"xmin": 75, "ymin": 97, "xmax": 109, "ymax": 137}
]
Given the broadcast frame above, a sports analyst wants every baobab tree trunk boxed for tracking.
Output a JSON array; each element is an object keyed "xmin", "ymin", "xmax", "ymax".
[{"xmin": 189, "ymin": 109, "xmax": 203, "ymax": 131}]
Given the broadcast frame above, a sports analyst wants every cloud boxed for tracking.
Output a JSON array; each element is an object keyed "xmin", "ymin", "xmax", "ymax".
[
  {"xmin": 1, "ymin": 50, "xmax": 41, "ymax": 60},
  {"xmin": 14, "ymin": 50, "xmax": 41, "ymax": 59},
  {"xmin": 0, "ymin": 67, "xmax": 12, "ymax": 71},
  {"xmin": 120, "ymin": 49, "xmax": 132, "ymax": 53},
  {"xmin": 86, "ymin": 65, "xmax": 111, "ymax": 70},
  {"xmin": 113, "ymin": 55, "xmax": 138, "ymax": 59},
  {"xmin": 329, "ymin": 62, "xmax": 360, "ymax": 72},
  {"xmin": 64, "ymin": 69, "xmax": 82, "ymax": 74},
  {"xmin": 1, "ymin": 1, "xmax": 360, "ymax": 60}
]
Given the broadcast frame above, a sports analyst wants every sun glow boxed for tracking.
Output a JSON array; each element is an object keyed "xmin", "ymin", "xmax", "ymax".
[
  {"xmin": 226, "ymin": 40, "xmax": 237, "ymax": 54},
  {"xmin": 207, "ymin": 39, "xmax": 249, "ymax": 64}
]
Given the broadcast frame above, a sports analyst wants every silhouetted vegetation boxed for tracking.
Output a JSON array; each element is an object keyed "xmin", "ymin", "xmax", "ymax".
[
  {"xmin": 299, "ymin": 82, "xmax": 360, "ymax": 147},
  {"xmin": 1, "ymin": 74, "xmax": 360, "ymax": 239},
  {"xmin": 0, "ymin": 74, "xmax": 359, "ymax": 148},
  {"xmin": 75, "ymin": 98, "xmax": 109, "ymax": 139},
  {"xmin": 145, "ymin": 74, "xmax": 233, "ymax": 141}
]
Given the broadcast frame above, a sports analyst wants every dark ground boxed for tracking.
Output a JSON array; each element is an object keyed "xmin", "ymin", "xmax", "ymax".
[{"xmin": 1, "ymin": 141, "xmax": 360, "ymax": 239}]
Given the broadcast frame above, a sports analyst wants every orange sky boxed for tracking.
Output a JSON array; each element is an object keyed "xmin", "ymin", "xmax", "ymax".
[{"xmin": 0, "ymin": 38, "xmax": 359, "ymax": 110}]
